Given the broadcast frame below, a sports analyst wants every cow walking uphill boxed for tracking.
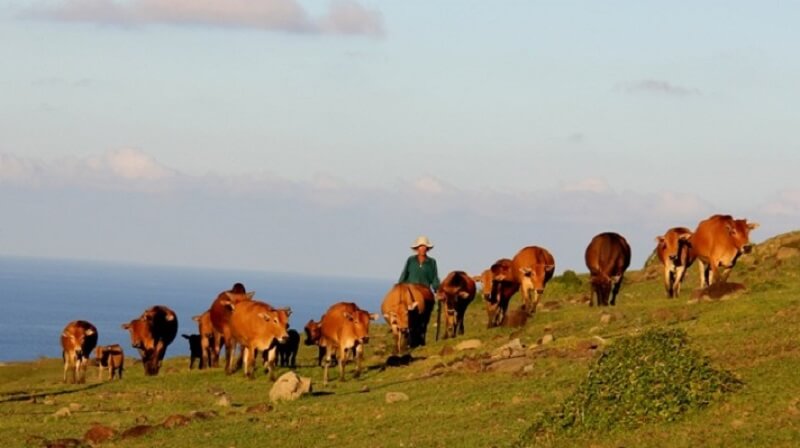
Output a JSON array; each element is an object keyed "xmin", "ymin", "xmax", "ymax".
[
  {"xmin": 511, "ymin": 246, "xmax": 556, "ymax": 315},
  {"xmin": 208, "ymin": 283, "xmax": 254, "ymax": 374},
  {"xmin": 436, "ymin": 271, "xmax": 476, "ymax": 340},
  {"xmin": 585, "ymin": 232, "xmax": 631, "ymax": 306},
  {"xmin": 314, "ymin": 302, "xmax": 376, "ymax": 385},
  {"xmin": 60, "ymin": 320, "xmax": 98, "ymax": 384},
  {"xmin": 476, "ymin": 259, "xmax": 519, "ymax": 328},
  {"xmin": 381, "ymin": 283, "xmax": 431, "ymax": 354},
  {"xmin": 689, "ymin": 214, "xmax": 759, "ymax": 287},
  {"xmin": 655, "ymin": 227, "xmax": 695, "ymax": 298},
  {"xmin": 228, "ymin": 300, "xmax": 290, "ymax": 380},
  {"xmin": 122, "ymin": 305, "xmax": 178, "ymax": 376}
]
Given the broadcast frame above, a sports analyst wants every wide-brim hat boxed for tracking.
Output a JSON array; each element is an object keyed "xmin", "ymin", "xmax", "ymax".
[{"xmin": 411, "ymin": 236, "xmax": 434, "ymax": 250}]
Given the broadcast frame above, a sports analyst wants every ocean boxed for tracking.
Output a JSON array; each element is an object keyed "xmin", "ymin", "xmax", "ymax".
[{"xmin": 0, "ymin": 256, "xmax": 391, "ymax": 362}]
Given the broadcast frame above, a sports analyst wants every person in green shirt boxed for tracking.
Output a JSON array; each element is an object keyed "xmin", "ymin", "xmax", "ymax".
[{"xmin": 398, "ymin": 236, "xmax": 441, "ymax": 347}]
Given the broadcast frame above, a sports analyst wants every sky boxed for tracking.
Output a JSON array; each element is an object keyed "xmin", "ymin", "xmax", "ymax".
[{"xmin": 1, "ymin": 0, "xmax": 799, "ymax": 280}]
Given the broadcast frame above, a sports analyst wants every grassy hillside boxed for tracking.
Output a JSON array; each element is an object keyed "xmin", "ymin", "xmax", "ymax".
[{"xmin": 2, "ymin": 232, "xmax": 800, "ymax": 447}]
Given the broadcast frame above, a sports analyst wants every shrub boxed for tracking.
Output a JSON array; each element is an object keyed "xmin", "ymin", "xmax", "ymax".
[{"xmin": 516, "ymin": 328, "xmax": 742, "ymax": 447}]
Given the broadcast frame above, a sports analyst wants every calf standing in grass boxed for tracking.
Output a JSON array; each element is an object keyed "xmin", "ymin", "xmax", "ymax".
[
  {"xmin": 182, "ymin": 334, "xmax": 204, "ymax": 369},
  {"xmin": 61, "ymin": 320, "xmax": 98, "ymax": 384},
  {"xmin": 95, "ymin": 344, "xmax": 124, "ymax": 380},
  {"xmin": 436, "ymin": 271, "xmax": 476, "ymax": 340},
  {"xmin": 585, "ymin": 232, "xmax": 632, "ymax": 306},
  {"xmin": 276, "ymin": 329, "xmax": 300, "ymax": 368}
]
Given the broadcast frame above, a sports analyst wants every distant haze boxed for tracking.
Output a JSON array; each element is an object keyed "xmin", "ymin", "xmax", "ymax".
[{"xmin": 1, "ymin": 1, "xmax": 799, "ymax": 278}]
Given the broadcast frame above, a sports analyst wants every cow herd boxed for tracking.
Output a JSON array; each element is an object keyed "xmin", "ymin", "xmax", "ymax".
[{"xmin": 59, "ymin": 213, "xmax": 758, "ymax": 385}]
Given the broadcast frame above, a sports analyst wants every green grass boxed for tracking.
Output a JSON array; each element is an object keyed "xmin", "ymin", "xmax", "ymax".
[{"xmin": 2, "ymin": 236, "xmax": 800, "ymax": 447}]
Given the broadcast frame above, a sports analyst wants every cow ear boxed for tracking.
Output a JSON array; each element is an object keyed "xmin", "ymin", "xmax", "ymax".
[
  {"xmin": 655, "ymin": 236, "xmax": 664, "ymax": 244},
  {"xmin": 471, "ymin": 275, "xmax": 482, "ymax": 282},
  {"xmin": 369, "ymin": 313, "xmax": 379, "ymax": 321},
  {"xmin": 165, "ymin": 314, "xmax": 175, "ymax": 321},
  {"xmin": 246, "ymin": 291, "xmax": 256, "ymax": 299},
  {"xmin": 407, "ymin": 301, "xmax": 418, "ymax": 311},
  {"xmin": 61, "ymin": 331, "xmax": 70, "ymax": 338},
  {"xmin": 678, "ymin": 233, "xmax": 692, "ymax": 241},
  {"xmin": 748, "ymin": 222, "xmax": 760, "ymax": 230},
  {"xmin": 121, "ymin": 323, "xmax": 130, "ymax": 330},
  {"xmin": 343, "ymin": 312, "xmax": 353, "ymax": 320},
  {"xmin": 192, "ymin": 315, "xmax": 201, "ymax": 322},
  {"xmin": 726, "ymin": 223, "xmax": 736, "ymax": 234},
  {"xmin": 224, "ymin": 292, "xmax": 234, "ymax": 300},
  {"xmin": 283, "ymin": 307, "xmax": 293, "ymax": 317},
  {"xmin": 85, "ymin": 329, "xmax": 95, "ymax": 336}
]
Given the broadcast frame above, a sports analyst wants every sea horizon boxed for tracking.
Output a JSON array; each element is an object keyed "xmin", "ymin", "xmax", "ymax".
[{"xmin": 0, "ymin": 255, "xmax": 392, "ymax": 363}]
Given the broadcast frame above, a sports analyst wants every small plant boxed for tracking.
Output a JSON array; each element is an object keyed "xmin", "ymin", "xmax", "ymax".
[{"xmin": 516, "ymin": 328, "xmax": 742, "ymax": 447}]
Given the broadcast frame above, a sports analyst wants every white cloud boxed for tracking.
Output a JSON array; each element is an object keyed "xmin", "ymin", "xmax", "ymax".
[
  {"xmin": 29, "ymin": 0, "xmax": 383, "ymax": 37},
  {"xmin": 762, "ymin": 189, "xmax": 800, "ymax": 216},
  {"xmin": 413, "ymin": 176, "xmax": 446, "ymax": 194},
  {"xmin": 621, "ymin": 79, "xmax": 701, "ymax": 96},
  {"xmin": 561, "ymin": 177, "xmax": 610, "ymax": 193}
]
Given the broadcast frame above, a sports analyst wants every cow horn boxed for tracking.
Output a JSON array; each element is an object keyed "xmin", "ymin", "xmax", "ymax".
[
  {"xmin": 748, "ymin": 222, "xmax": 760, "ymax": 230},
  {"xmin": 85, "ymin": 329, "xmax": 95, "ymax": 336},
  {"xmin": 61, "ymin": 331, "xmax": 70, "ymax": 338},
  {"xmin": 165, "ymin": 314, "xmax": 175, "ymax": 321},
  {"xmin": 246, "ymin": 291, "xmax": 256, "ymax": 299},
  {"xmin": 282, "ymin": 307, "xmax": 292, "ymax": 317},
  {"xmin": 192, "ymin": 315, "xmax": 202, "ymax": 322}
]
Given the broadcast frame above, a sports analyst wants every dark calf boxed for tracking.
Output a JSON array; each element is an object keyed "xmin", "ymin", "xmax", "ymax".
[
  {"xmin": 182, "ymin": 334, "xmax": 204, "ymax": 369},
  {"xmin": 277, "ymin": 329, "xmax": 300, "ymax": 368}
]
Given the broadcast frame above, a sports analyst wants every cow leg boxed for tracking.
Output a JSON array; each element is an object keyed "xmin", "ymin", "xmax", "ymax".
[
  {"xmin": 354, "ymin": 345, "xmax": 363, "ymax": 378},
  {"xmin": 697, "ymin": 260, "xmax": 710, "ymax": 288},
  {"xmin": 323, "ymin": 350, "xmax": 332, "ymax": 386},
  {"xmin": 663, "ymin": 267, "xmax": 673, "ymax": 298},
  {"xmin": 242, "ymin": 346, "xmax": 253, "ymax": 378},
  {"xmin": 674, "ymin": 265, "xmax": 686, "ymax": 297},
  {"xmin": 265, "ymin": 347, "xmax": 278, "ymax": 381},
  {"xmin": 611, "ymin": 276, "xmax": 623, "ymax": 306},
  {"xmin": 97, "ymin": 363, "xmax": 104, "ymax": 381},
  {"xmin": 338, "ymin": 346, "xmax": 347, "ymax": 382}
]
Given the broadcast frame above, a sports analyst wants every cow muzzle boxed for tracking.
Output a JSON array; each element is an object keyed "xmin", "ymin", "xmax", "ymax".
[{"xmin": 742, "ymin": 244, "xmax": 753, "ymax": 254}]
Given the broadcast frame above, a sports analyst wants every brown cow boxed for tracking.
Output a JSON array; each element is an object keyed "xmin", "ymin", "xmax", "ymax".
[
  {"xmin": 511, "ymin": 246, "xmax": 556, "ymax": 315},
  {"xmin": 381, "ymin": 284, "xmax": 431, "ymax": 354},
  {"xmin": 192, "ymin": 311, "xmax": 222, "ymax": 369},
  {"xmin": 228, "ymin": 300, "xmax": 290, "ymax": 379},
  {"xmin": 208, "ymin": 283, "xmax": 254, "ymax": 373},
  {"xmin": 122, "ymin": 305, "xmax": 178, "ymax": 376},
  {"xmin": 655, "ymin": 227, "xmax": 695, "ymax": 298},
  {"xmin": 95, "ymin": 344, "xmax": 124, "ymax": 380},
  {"xmin": 585, "ymin": 232, "xmax": 631, "ymax": 306},
  {"xmin": 689, "ymin": 214, "xmax": 759, "ymax": 287},
  {"xmin": 475, "ymin": 259, "xmax": 519, "ymax": 328},
  {"xmin": 316, "ymin": 302, "xmax": 377, "ymax": 385},
  {"xmin": 436, "ymin": 271, "xmax": 476, "ymax": 339},
  {"xmin": 60, "ymin": 320, "xmax": 98, "ymax": 384}
]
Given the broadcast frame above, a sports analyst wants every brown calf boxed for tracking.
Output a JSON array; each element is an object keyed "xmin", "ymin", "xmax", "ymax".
[
  {"xmin": 61, "ymin": 320, "xmax": 98, "ymax": 384},
  {"xmin": 436, "ymin": 271, "xmax": 476, "ymax": 340},
  {"xmin": 585, "ymin": 232, "xmax": 632, "ymax": 306},
  {"xmin": 689, "ymin": 214, "xmax": 758, "ymax": 287},
  {"xmin": 122, "ymin": 305, "xmax": 178, "ymax": 376},
  {"xmin": 95, "ymin": 344, "xmax": 124, "ymax": 380},
  {"xmin": 511, "ymin": 246, "xmax": 556, "ymax": 314},
  {"xmin": 228, "ymin": 300, "xmax": 290, "ymax": 380},
  {"xmin": 655, "ymin": 227, "xmax": 695, "ymax": 298}
]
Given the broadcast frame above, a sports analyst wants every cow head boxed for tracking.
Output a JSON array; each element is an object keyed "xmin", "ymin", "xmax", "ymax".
[
  {"xmin": 344, "ymin": 311, "xmax": 371, "ymax": 345},
  {"xmin": 728, "ymin": 220, "xmax": 759, "ymax": 254},
  {"xmin": 258, "ymin": 309, "xmax": 290, "ymax": 345},
  {"xmin": 656, "ymin": 229, "xmax": 693, "ymax": 267},
  {"xmin": 304, "ymin": 319, "xmax": 321, "ymax": 346},
  {"xmin": 62, "ymin": 325, "xmax": 96, "ymax": 360},
  {"xmin": 518, "ymin": 265, "xmax": 554, "ymax": 296},
  {"xmin": 122, "ymin": 318, "xmax": 160, "ymax": 374}
]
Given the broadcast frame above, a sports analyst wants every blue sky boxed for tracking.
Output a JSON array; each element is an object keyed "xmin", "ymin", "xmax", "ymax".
[{"xmin": 1, "ymin": 1, "xmax": 798, "ymax": 279}]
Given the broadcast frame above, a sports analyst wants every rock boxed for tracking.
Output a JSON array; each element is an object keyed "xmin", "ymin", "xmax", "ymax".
[
  {"xmin": 540, "ymin": 334, "xmax": 555, "ymax": 345},
  {"xmin": 600, "ymin": 312, "xmax": 615, "ymax": 324},
  {"xmin": 522, "ymin": 364, "xmax": 535, "ymax": 374},
  {"xmin": 776, "ymin": 246, "xmax": 800, "ymax": 261},
  {"xmin": 68, "ymin": 403, "xmax": 82, "ymax": 412},
  {"xmin": 134, "ymin": 415, "xmax": 149, "ymax": 424},
  {"xmin": 120, "ymin": 425, "xmax": 153, "ymax": 439},
  {"xmin": 503, "ymin": 308, "xmax": 528, "ymax": 328},
  {"xmin": 162, "ymin": 414, "xmax": 192, "ymax": 429},
  {"xmin": 269, "ymin": 372, "xmax": 312, "ymax": 402},
  {"xmin": 491, "ymin": 339, "xmax": 526, "ymax": 359},
  {"xmin": 215, "ymin": 393, "xmax": 231, "ymax": 407},
  {"xmin": 84, "ymin": 424, "xmax": 116, "ymax": 445},
  {"xmin": 455, "ymin": 339, "xmax": 482, "ymax": 351},
  {"xmin": 385, "ymin": 392, "xmax": 409, "ymax": 404},
  {"xmin": 541, "ymin": 300, "xmax": 562, "ymax": 312},
  {"xmin": 360, "ymin": 385, "xmax": 370, "ymax": 393},
  {"xmin": 189, "ymin": 410, "xmax": 218, "ymax": 420},
  {"xmin": 53, "ymin": 407, "xmax": 72, "ymax": 419},
  {"xmin": 439, "ymin": 345, "xmax": 455, "ymax": 356},
  {"xmin": 386, "ymin": 354, "xmax": 413, "ymax": 366},
  {"xmin": 485, "ymin": 357, "xmax": 531, "ymax": 374},
  {"xmin": 246, "ymin": 403, "xmax": 273, "ymax": 414}
]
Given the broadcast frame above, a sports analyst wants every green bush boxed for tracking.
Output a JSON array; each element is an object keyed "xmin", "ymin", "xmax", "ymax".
[{"xmin": 516, "ymin": 328, "xmax": 742, "ymax": 447}]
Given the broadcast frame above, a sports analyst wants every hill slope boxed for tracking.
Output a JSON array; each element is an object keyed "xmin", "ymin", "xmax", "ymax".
[{"xmin": 2, "ymin": 232, "xmax": 800, "ymax": 447}]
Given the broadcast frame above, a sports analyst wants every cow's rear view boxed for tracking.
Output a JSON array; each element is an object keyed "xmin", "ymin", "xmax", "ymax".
[{"xmin": 585, "ymin": 232, "xmax": 631, "ymax": 306}]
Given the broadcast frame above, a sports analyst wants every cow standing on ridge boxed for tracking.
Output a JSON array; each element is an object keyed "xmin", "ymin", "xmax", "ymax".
[
  {"xmin": 585, "ymin": 232, "xmax": 631, "ymax": 306},
  {"xmin": 689, "ymin": 214, "xmax": 758, "ymax": 287},
  {"xmin": 655, "ymin": 227, "xmax": 695, "ymax": 298},
  {"xmin": 436, "ymin": 271, "xmax": 476, "ymax": 339},
  {"xmin": 511, "ymin": 246, "xmax": 556, "ymax": 315},
  {"xmin": 122, "ymin": 305, "xmax": 178, "ymax": 376},
  {"xmin": 476, "ymin": 259, "xmax": 519, "ymax": 328}
]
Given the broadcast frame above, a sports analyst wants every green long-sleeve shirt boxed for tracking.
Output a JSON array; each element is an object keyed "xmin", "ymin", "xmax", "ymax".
[{"xmin": 398, "ymin": 255, "xmax": 441, "ymax": 291}]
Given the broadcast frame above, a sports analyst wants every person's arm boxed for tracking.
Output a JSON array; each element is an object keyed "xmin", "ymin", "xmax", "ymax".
[
  {"xmin": 398, "ymin": 257, "xmax": 410, "ymax": 284},
  {"xmin": 430, "ymin": 258, "xmax": 441, "ymax": 291}
]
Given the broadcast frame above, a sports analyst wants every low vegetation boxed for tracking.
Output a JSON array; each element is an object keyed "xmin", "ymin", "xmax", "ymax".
[{"xmin": 2, "ymin": 232, "xmax": 800, "ymax": 447}]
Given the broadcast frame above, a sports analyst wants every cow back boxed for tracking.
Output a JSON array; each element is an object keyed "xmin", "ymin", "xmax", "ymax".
[
  {"xmin": 229, "ymin": 300, "xmax": 289, "ymax": 350},
  {"xmin": 585, "ymin": 232, "xmax": 631, "ymax": 278}
]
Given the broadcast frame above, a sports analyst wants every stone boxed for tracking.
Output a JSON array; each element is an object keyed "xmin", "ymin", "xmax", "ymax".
[
  {"xmin": 269, "ymin": 372, "xmax": 312, "ymax": 402},
  {"xmin": 246, "ymin": 403, "xmax": 273, "ymax": 414},
  {"xmin": 162, "ymin": 414, "xmax": 192, "ymax": 429},
  {"xmin": 522, "ymin": 364, "xmax": 535, "ymax": 374},
  {"xmin": 540, "ymin": 334, "xmax": 555, "ymax": 345},
  {"xmin": 84, "ymin": 424, "xmax": 116, "ymax": 445},
  {"xmin": 215, "ymin": 394, "xmax": 231, "ymax": 407},
  {"xmin": 53, "ymin": 407, "xmax": 72, "ymax": 419},
  {"xmin": 485, "ymin": 357, "xmax": 531, "ymax": 374},
  {"xmin": 491, "ymin": 338, "xmax": 526, "ymax": 359},
  {"xmin": 120, "ymin": 425, "xmax": 153, "ymax": 439},
  {"xmin": 600, "ymin": 312, "xmax": 614, "ymax": 324},
  {"xmin": 454, "ymin": 339, "xmax": 482, "ymax": 351},
  {"xmin": 691, "ymin": 282, "xmax": 746, "ymax": 300},
  {"xmin": 189, "ymin": 410, "xmax": 218, "ymax": 420},
  {"xmin": 68, "ymin": 403, "xmax": 82, "ymax": 411},
  {"xmin": 385, "ymin": 392, "xmax": 409, "ymax": 404}
]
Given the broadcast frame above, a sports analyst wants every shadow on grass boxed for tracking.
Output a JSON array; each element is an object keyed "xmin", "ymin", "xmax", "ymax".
[{"xmin": 0, "ymin": 383, "xmax": 104, "ymax": 404}]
